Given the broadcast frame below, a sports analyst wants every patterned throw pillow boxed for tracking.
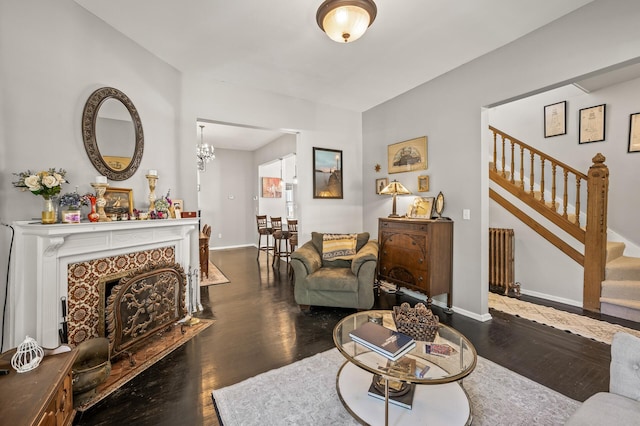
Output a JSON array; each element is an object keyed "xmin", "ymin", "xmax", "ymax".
[{"xmin": 322, "ymin": 233, "xmax": 358, "ymax": 261}]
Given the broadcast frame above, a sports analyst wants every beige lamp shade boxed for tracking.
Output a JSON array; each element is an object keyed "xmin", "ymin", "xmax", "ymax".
[
  {"xmin": 316, "ymin": 0, "xmax": 377, "ymax": 43},
  {"xmin": 380, "ymin": 180, "xmax": 411, "ymax": 217}
]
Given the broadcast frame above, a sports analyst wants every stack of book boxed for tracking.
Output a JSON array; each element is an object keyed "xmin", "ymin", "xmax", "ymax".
[
  {"xmin": 367, "ymin": 376, "xmax": 416, "ymax": 409},
  {"xmin": 367, "ymin": 357, "xmax": 418, "ymax": 409},
  {"xmin": 349, "ymin": 322, "xmax": 416, "ymax": 361}
]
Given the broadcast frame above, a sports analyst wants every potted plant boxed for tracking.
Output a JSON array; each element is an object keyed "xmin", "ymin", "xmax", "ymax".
[
  {"xmin": 153, "ymin": 190, "xmax": 172, "ymax": 219},
  {"xmin": 59, "ymin": 192, "xmax": 91, "ymax": 223}
]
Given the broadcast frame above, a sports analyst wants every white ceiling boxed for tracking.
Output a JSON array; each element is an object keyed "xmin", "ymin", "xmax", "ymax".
[{"xmin": 75, "ymin": 0, "xmax": 595, "ymax": 149}]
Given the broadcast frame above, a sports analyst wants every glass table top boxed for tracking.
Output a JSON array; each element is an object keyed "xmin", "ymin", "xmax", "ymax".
[{"xmin": 333, "ymin": 310, "xmax": 477, "ymax": 385}]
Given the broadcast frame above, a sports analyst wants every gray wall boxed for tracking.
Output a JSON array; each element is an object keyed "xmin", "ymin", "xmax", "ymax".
[
  {"xmin": 198, "ymin": 133, "xmax": 296, "ymax": 250},
  {"xmin": 363, "ymin": 0, "xmax": 640, "ymax": 319},
  {"xmin": 199, "ymin": 148, "xmax": 256, "ymax": 249}
]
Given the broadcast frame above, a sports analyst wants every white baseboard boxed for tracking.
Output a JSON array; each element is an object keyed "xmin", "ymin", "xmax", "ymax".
[
  {"xmin": 519, "ymin": 288, "xmax": 582, "ymax": 308},
  {"xmin": 210, "ymin": 243, "xmax": 255, "ymax": 251},
  {"xmin": 397, "ymin": 287, "xmax": 493, "ymax": 322}
]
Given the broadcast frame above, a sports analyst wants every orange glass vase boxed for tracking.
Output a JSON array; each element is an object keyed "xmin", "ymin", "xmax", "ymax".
[{"xmin": 88, "ymin": 197, "xmax": 100, "ymax": 223}]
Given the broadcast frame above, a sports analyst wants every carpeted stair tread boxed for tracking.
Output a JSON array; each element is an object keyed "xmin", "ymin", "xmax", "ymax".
[
  {"xmin": 607, "ymin": 241, "xmax": 626, "ymax": 262},
  {"xmin": 600, "ymin": 300, "xmax": 640, "ymax": 323},
  {"xmin": 601, "ymin": 280, "xmax": 640, "ymax": 300},
  {"xmin": 606, "ymin": 256, "xmax": 640, "ymax": 281},
  {"xmin": 600, "ymin": 297, "xmax": 640, "ymax": 310}
]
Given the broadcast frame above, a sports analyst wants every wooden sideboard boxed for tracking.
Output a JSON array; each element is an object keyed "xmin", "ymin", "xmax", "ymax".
[
  {"xmin": 378, "ymin": 217, "xmax": 454, "ymax": 310},
  {"xmin": 0, "ymin": 349, "xmax": 78, "ymax": 426}
]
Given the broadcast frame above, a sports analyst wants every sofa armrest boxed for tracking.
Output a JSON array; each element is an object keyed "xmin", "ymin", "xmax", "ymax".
[
  {"xmin": 351, "ymin": 240, "xmax": 379, "ymax": 276},
  {"xmin": 611, "ymin": 332, "xmax": 640, "ymax": 400},
  {"xmin": 291, "ymin": 241, "xmax": 322, "ymax": 276}
]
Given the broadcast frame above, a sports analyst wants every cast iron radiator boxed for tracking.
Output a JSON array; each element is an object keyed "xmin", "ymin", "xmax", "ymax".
[{"xmin": 489, "ymin": 228, "xmax": 516, "ymax": 295}]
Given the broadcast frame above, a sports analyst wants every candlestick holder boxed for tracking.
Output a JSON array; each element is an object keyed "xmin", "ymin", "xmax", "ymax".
[
  {"xmin": 146, "ymin": 174, "xmax": 158, "ymax": 211},
  {"xmin": 90, "ymin": 182, "xmax": 110, "ymax": 222}
]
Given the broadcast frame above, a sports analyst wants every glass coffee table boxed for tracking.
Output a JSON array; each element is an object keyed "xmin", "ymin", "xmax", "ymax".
[{"xmin": 333, "ymin": 310, "xmax": 477, "ymax": 426}]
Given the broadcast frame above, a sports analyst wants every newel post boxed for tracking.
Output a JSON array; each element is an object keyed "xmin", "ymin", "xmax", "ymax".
[{"xmin": 583, "ymin": 153, "xmax": 608, "ymax": 312}]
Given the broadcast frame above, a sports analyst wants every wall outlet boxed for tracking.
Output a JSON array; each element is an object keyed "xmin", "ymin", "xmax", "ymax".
[{"xmin": 218, "ymin": 233, "xmax": 222, "ymax": 239}]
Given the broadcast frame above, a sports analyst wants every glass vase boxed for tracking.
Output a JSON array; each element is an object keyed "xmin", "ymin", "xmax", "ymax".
[
  {"xmin": 42, "ymin": 197, "xmax": 56, "ymax": 224},
  {"xmin": 88, "ymin": 198, "xmax": 100, "ymax": 223}
]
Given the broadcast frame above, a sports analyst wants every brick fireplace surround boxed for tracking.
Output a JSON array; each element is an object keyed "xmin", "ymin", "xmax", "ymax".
[{"xmin": 5, "ymin": 218, "xmax": 200, "ymax": 350}]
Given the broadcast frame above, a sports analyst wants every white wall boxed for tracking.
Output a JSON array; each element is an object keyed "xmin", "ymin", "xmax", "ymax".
[
  {"xmin": 179, "ymin": 75, "xmax": 364, "ymax": 246},
  {"xmin": 363, "ymin": 0, "xmax": 640, "ymax": 319},
  {"xmin": 0, "ymin": 0, "xmax": 182, "ymax": 342},
  {"xmin": 258, "ymin": 160, "xmax": 286, "ymax": 223}
]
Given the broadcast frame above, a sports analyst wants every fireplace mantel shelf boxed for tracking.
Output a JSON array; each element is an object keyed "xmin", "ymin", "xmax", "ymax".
[{"xmin": 6, "ymin": 218, "xmax": 200, "ymax": 350}]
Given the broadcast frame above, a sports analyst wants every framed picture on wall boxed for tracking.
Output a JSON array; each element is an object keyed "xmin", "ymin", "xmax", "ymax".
[
  {"xmin": 388, "ymin": 136, "xmax": 427, "ymax": 174},
  {"xmin": 579, "ymin": 104, "xmax": 606, "ymax": 144},
  {"xmin": 313, "ymin": 147, "xmax": 343, "ymax": 199},
  {"xmin": 417, "ymin": 175, "xmax": 429, "ymax": 192},
  {"xmin": 629, "ymin": 112, "xmax": 640, "ymax": 153},
  {"xmin": 544, "ymin": 101, "xmax": 567, "ymax": 138},
  {"xmin": 376, "ymin": 177, "xmax": 388, "ymax": 194},
  {"xmin": 261, "ymin": 177, "xmax": 282, "ymax": 198}
]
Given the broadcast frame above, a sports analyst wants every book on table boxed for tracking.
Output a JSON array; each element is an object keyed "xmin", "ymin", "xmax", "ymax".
[
  {"xmin": 349, "ymin": 321, "xmax": 416, "ymax": 361},
  {"xmin": 367, "ymin": 357, "xmax": 417, "ymax": 410},
  {"xmin": 367, "ymin": 376, "xmax": 416, "ymax": 410}
]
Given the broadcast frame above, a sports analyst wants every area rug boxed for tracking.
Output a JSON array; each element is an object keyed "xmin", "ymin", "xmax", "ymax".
[
  {"xmin": 488, "ymin": 292, "xmax": 640, "ymax": 345},
  {"xmin": 212, "ymin": 348, "xmax": 579, "ymax": 426},
  {"xmin": 200, "ymin": 261, "xmax": 230, "ymax": 286},
  {"xmin": 78, "ymin": 318, "xmax": 214, "ymax": 411}
]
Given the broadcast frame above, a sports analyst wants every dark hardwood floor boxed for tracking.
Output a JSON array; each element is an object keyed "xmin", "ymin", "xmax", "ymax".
[{"xmin": 75, "ymin": 247, "xmax": 619, "ymax": 425}]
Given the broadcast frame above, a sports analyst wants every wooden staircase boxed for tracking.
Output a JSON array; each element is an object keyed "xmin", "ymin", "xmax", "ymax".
[{"xmin": 489, "ymin": 126, "xmax": 608, "ymax": 312}]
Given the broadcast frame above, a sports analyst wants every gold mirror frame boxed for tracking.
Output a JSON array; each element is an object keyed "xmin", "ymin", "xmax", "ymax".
[
  {"xmin": 435, "ymin": 191, "xmax": 445, "ymax": 219},
  {"xmin": 82, "ymin": 87, "xmax": 144, "ymax": 181}
]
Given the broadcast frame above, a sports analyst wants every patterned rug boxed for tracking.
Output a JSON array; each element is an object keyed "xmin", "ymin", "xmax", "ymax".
[
  {"xmin": 488, "ymin": 292, "xmax": 640, "ymax": 345},
  {"xmin": 200, "ymin": 261, "xmax": 230, "ymax": 286},
  {"xmin": 212, "ymin": 348, "xmax": 579, "ymax": 425}
]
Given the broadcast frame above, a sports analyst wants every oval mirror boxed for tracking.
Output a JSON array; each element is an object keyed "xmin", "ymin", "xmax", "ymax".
[{"xmin": 82, "ymin": 87, "xmax": 144, "ymax": 180}]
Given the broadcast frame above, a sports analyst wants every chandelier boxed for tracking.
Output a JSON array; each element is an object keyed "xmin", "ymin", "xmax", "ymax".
[
  {"xmin": 196, "ymin": 125, "xmax": 215, "ymax": 171},
  {"xmin": 316, "ymin": 0, "xmax": 377, "ymax": 43}
]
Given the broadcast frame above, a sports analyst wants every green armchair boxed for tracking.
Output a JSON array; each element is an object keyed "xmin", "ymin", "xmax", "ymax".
[{"xmin": 291, "ymin": 232, "xmax": 379, "ymax": 311}]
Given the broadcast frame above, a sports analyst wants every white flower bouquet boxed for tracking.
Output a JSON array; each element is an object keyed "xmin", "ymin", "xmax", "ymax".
[{"xmin": 13, "ymin": 168, "xmax": 67, "ymax": 200}]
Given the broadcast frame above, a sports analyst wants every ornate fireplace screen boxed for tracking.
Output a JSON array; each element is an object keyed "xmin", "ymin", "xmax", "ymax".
[{"xmin": 106, "ymin": 262, "xmax": 186, "ymax": 358}]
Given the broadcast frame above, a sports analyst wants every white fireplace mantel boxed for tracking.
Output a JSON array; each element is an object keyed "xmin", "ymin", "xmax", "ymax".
[{"xmin": 5, "ymin": 218, "xmax": 200, "ymax": 350}]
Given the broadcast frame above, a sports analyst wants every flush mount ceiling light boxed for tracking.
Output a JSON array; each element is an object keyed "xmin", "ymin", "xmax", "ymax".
[{"xmin": 316, "ymin": 0, "xmax": 377, "ymax": 43}]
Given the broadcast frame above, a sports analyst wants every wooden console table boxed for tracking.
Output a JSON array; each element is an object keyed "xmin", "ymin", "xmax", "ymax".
[
  {"xmin": 378, "ymin": 217, "xmax": 454, "ymax": 309},
  {"xmin": 0, "ymin": 349, "xmax": 78, "ymax": 425}
]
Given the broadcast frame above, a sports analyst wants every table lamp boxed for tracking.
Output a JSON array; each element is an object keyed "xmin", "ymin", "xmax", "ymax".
[{"xmin": 380, "ymin": 180, "xmax": 411, "ymax": 217}]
